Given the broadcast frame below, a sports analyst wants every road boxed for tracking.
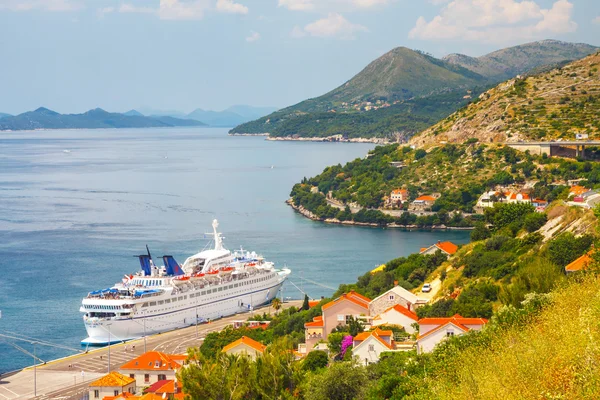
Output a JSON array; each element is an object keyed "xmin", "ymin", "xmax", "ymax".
[{"xmin": 0, "ymin": 300, "xmax": 302, "ymax": 400}]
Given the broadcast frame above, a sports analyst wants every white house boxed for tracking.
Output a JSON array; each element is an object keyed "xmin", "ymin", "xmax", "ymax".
[
  {"xmin": 368, "ymin": 285, "xmax": 428, "ymax": 317},
  {"xmin": 119, "ymin": 351, "xmax": 187, "ymax": 390},
  {"xmin": 352, "ymin": 329, "xmax": 394, "ymax": 365},
  {"xmin": 88, "ymin": 371, "xmax": 136, "ymax": 400},
  {"xmin": 416, "ymin": 314, "xmax": 488, "ymax": 354},
  {"xmin": 371, "ymin": 304, "xmax": 419, "ymax": 334}
]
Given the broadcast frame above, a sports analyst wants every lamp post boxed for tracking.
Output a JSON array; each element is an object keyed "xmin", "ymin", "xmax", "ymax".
[
  {"xmin": 195, "ymin": 307, "xmax": 199, "ymax": 339},
  {"xmin": 143, "ymin": 317, "xmax": 147, "ymax": 353},
  {"xmin": 33, "ymin": 341, "xmax": 37, "ymax": 397}
]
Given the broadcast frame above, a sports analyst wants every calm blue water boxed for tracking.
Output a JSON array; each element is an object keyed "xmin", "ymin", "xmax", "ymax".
[{"xmin": 0, "ymin": 128, "xmax": 470, "ymax": 373}]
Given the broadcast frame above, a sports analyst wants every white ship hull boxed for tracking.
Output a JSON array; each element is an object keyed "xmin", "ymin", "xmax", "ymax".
[{"xmin": 82, "ymin": 274, "xmax": 286, "ymax": 345}]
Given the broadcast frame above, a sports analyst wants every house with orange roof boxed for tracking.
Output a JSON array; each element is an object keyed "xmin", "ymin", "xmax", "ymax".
[
  {"xmin": 371, "ymin": 304, "xmax": 419, "ymax": 334},
  {"xmin": 569, "ymin": 185, "xmax": 589, "ymax": 197},
  {"xmin": 101, "ymin": 393, "xmax": 139, "ymax": 400},
  {"xmin": 410, "ymin": 195, "xmax": 437, "ymax": 211},
  {"xmin": 88, "ymin": 371, "xmax": 136, "ymax": 400},
  {"xmin": 369, "ymin": 284, "xmax": 428, "ymax": 317},
  {"xmin": 119, "ymin": 351, "xmax": 187, "ymax": 390},
  {"xmin": 390, "ymin": 189, "xmax": 409, "ymax": 204},
  {"xmin": 565, "ymin": 251, "xmax": 594, "ymax": 273},
  {"xmin": 352, "ymin": 329, "xmax": 396, "ymax": 365},
  {"xmin": 416, "ymin": 314, "xmax": 488, "ymax": 354},
  {"xmin": 144, "ymin": 379, "xmax": 184, "ymax": 400},
  {"xmin": 302, "ymin": 291, "xmax": 371, "ymax": 352},
  {"xmin": 419, "ymin": 240, "xmax": 459, "ymax": 256},
  {"xmin": 505, "ymin": 192, "xmax": 531, "ymax": 204},
  {"xmin": 222, "ymin": 336, "xmax": 266, "ymax": 360}
]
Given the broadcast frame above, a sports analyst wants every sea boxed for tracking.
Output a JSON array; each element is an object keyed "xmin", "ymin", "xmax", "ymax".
[{"xmin": 0, "ymin": 127, "xmax": 470, "ymax": 374}]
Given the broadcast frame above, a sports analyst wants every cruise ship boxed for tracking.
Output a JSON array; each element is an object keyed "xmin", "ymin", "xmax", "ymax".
[{"xmin": 80, "ymin": 220, "xmax": 291, "ymax": 345}]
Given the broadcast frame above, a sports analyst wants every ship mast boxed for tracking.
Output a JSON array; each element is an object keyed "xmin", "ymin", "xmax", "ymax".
[{"xmin": 212, "ymin": 219, "xmax": 224, "ymax": 251}]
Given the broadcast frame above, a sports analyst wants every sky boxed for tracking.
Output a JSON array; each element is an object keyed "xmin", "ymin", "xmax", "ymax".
[{"xmin": 0, "ymin": 0, "xmax": 599, "ymax": 115}]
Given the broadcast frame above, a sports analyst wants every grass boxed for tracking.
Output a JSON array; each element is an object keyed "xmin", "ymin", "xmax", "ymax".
[{"xmin": 411, "ymin": 273, "xmax": 600, "ymax": 399}]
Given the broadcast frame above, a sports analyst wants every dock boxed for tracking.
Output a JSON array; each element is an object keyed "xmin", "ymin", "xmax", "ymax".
[{"xmin": 0, "ymin": 300, "xmax": 302, "ymax": 400}]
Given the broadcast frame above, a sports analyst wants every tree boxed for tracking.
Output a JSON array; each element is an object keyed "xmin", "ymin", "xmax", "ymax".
[
  {"xmin": 546, "ymin": 233, "xmax": 593, "ymax": 267},
  {"xmin": 302, "ymin": 350, "xmax": 328, "ymax": 371},
  {"xmin": 302, "ymin": 362, "xmax": 369, "ymax": 400},
  {"xmin": 302, "ymin": 294, "xmax": 310, "ymax": 311},
  {"xmin": 471, "ymin": 221, "xmax": 491, "ymax": 241},
  {"xmin": 272, "ymin": 297, "xmax": 282, "ymax": 314}
]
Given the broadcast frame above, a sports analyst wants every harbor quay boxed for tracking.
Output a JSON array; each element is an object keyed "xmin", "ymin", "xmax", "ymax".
[{"xmin": 0, "ymin": 300, "xmax": 302, "ymax": 400}]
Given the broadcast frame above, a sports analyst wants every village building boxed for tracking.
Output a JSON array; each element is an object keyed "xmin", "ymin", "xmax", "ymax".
[
  {"xmin": 389, "ymin": 189, "xmax": 409, "ymax": 204},
  {"xmin": 371, "ymin": 304, "xmax": 419, "ymax": 334},
  {"xmin": 419, "ymin": 241, "xmax": 459, "ymax": 256},
  {"xmin": 410, "ymin": 195, "xmax": 436, "ymax": 211},
  {"xmin": 143, "ymin": 379, "xmax": 184, "ymax": 400},
  {"xmin": 565, "ymin": 251, "xmax": 594, "ymax": 273},
  {"xmin": 506, "ymin": 192, "xmax": 531, "ymax": 204},
  {"xmin": 569, "ymin": 185, "xmax": 589, "ymax": 197},
  {"xmin": 222, "ymin": 336, "xmax": 267, "ymax": 360},
  {"xmin": 119, "ymin": 351, "xmax": 187, "ymax": 391},
  {"xmin": 352, "ymin": 329, "xmax": 395, "ymax": 365},
  {"xmin": 88, "ymin": 371, "xmax": 136, "ymax": 400},
  {"xmin": 416, "ymin": 314, "xmax": 488, "ymax": 354},
  {"xmin": 303, "ymin": 291, "xmax": 370, "ymax": 351},
  {"xmin": 369, "ymin": 285, "xmax": 428, "ymax": 316}
]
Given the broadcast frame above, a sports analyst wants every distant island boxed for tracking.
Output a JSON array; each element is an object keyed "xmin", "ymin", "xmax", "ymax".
[
  {"xmin": 0, "ymin": 105, "xmax": 280, "ymax": 132},
  {"xmin": 230, "ymin": 40, "xmax": 598, "ymax": 141},
  {"xmin": 0, "ymin": 107, "xmax": 206, "ymax": 131}
]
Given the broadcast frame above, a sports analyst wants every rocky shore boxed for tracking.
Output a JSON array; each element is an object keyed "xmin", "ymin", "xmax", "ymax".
[
  {"xmin": 228, "ymin": 132, "xmax": 389, "ymax": 144},
  {"xmin": 286, "ymin": 199, "xmax": 474, "ymax": 230}
]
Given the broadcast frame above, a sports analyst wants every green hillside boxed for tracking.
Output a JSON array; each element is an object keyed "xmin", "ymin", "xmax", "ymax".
[
  {"xmin": 231, "ymin": 41, "xmax": 597, "ymax": 140},
  {"xmin": 413, "ymin": 51, "xmax": 600, "ymax": 148}
]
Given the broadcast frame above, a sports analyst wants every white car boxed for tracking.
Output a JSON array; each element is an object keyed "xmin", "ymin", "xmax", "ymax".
[{"xmin": 421, "ymin": 283, "xmax": 432, "ymax": 293}]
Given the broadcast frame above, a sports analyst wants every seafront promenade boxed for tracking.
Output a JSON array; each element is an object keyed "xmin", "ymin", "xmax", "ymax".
[{"xmin": 0, "ymin": 300, "xmax": 302, "ymax": 400}]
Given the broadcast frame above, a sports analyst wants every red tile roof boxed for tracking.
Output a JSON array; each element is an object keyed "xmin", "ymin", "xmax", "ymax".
[
  {"xmin": 418, "ymin": 314, "xmax": 488, "ymax": 338},
  {"xmin": 304, "ymin": 316, "xmax": 324, "ymax": 328},
  {"xmin": 322, "ymin": 291, "xmax": 370, "ymax": 311},
  {"xmin": 90, "ymin": 372, "xmax": 135, "ymax": 388},
  {"xmin": 222, "ymin": 336, "xmax": 266, "ymax": 354},
  {"xmin": 145, "ymin": 380, "xmax": 171, "ymax": 393},
  {"xmin": 417, "ymin": 321, "xmax": 470, "ymax": 340},
  {"xmin": 308, "ymin": 300, "xmax": 320, "ymax": 308},
  {"xmin": 120, "ymin": 351, "xmax": 186, "ymax": 371},
  {"xmin": 565, "ymin": 251, "xmax": 593, "ymax": 272},
  {"xmin": 415, "ymin": 195, "xmax": 436, "ymax": 202},
  {"xmin": 570, "ymin": 185, "xmax": 588, "ymax": 195},
  {"xmin": 353, "ymin": 329, "xmax": 394, "ymax": 349},
  {"xmin": 384, "ymin": 304, "xmax": 419, "ymax": 321},
  {"xmin": 435, "ymin": 241, "xmax": 458, "ymax": 255}
]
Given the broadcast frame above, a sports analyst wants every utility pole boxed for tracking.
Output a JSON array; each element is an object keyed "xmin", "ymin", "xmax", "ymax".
[{"xmin": 33, "ymin": 341, "xmax": 37, "ymax": 397}]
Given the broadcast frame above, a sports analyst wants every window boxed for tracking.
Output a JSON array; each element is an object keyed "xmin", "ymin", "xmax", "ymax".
[
  {"xmin": 446, "ymin": 330, "xmax": 455, "ymax": 337},
  {"xmin": 114, "ymin": 390, "xmax": 119, "ymax": 396},
  {"xmin": 94, "ymin": 390, "xmax": 99, "ymax": 398},
  {"xmin": 368, "ymin": 344, "xmax": 375, "ymax": 352},
  {"xmin": 144, "ymin": 374, "xmax": 150, "ymax": 383},
  {"xmin": 337, "ymin": 314, "xmax": 345, "ymax": 322},
  {"xmin": 130, "ymin": 374, "xmax": 134, "ymax": 379},
  {"xmin": 389, "ymin": 294, "xmax": 395, "ymax": 300},
  {"xmin": 345, "ymin": 315, "xmax": 354, "ymax": 325},
  {"xmin": 158, "ymin": 374, "xmax": 166, "ymax": 381}
]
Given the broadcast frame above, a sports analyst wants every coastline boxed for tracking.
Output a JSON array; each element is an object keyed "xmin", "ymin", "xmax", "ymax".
[
  {"xmin": 286, "ymin": 199, "xmax": 474, "ymax": 231},
  {"xmin": 228, "ymin": 132, "xmax": 389, "ymax": 144}
]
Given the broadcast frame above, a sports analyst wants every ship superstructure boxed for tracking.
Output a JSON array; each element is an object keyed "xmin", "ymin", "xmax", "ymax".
[{"xmin": 80, "ymin": 220, "xmax": 290, "ymax": 345}]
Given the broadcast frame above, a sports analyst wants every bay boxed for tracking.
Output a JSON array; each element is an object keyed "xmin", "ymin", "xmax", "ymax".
[{"xmin": 0, "ymin": 127, "xmax": 470, "ymax": 373}]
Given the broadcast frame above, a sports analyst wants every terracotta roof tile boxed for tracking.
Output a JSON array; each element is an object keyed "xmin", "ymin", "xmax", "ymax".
[
  {"xmin": 435, "ymin": 241, "xmax": 458, "ymax": 255},
  {"xmin": 120, "ymin": 351, "xmax": 185, "ymax": 371},
  {"xmin": 417, "ymin": 321, "xmax": 470, "ymax": 340},
  {"xmin": 90, "ymin": 372, "xmax": 135, "ymax": 388},
  {"xmin": 222, "ymin": 336, "xmax": 266, "ymax": 354},
  {"xmin": 322, "ymin": 291, "xmax": 370, "ymax": 311},
  {"xmin": 384, "ymin": 304, "xmax": 418, "ymax": 321},
  {"xmin": 565, "ymin": 251, "xmax": 593, "ymax": 272},
  {"xmin": 304, "ymin": 316, "xmax": 324, "ymax": 328},
  {"xmin": 418, "ymin": 314, "xmax": 488, "ymax": 327},
  {"xmin": 415, "ymin": 195, "xmax": 436, "ymax": 202},
  {"xmin": 570, "ymin": 185, "xmax": 588, "ymax": 195}
]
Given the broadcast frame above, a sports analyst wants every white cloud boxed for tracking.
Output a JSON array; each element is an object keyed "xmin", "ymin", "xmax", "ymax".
[
  {"xmin": 0, "ymin": 0, "xmax": 81, "ymax": 11},
  {"xmin": 409, "ymin": 0, "xmax": 578, "ymax": 44},
  {"xmin": 592, "ymin": 16, "xmax": 600, "ymax": 25},
  {"xmin": 296, "ymin": 13, "xmax": 368, "ymax": 39},
  {"xmin": 216, "ymin": 0, "xmax": 248, "ymax": 14},
  {"xmin": 246, "ymin": 30, "xmax": 260, "ymax": 42},
  {"xmin": 158, "ymin": 0, "xmax": 210, "ymax": 20},
  {"xmin": 278, "ymin": 0, "xmax": 388, "ymax": 11},
  {"xmin": 119, "ymin": 4, "xmax": 156, "ymax": 14}
]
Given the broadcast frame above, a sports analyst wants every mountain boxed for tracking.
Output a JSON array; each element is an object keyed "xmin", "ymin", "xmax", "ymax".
[
  {"xmin": 411, "ymin": 50, "xmax": 600, "ymax": 148},
  {"xmin": 185, "ymin": 108, "xmax": 247, "ymax": 127},
  {"xmin": 224, "ymin": 105, "xmax": 279, "ymax": 120},
  {"xmin": 231, "ymin": 40, "xmax": 597, "ymax": 139},
  {"xmin": 150, "ymin": 115, "xmax": 207, "ymax": 127},
  {"xmin": 124, "ymin": 109, "xmax": 144, "ymax": 117},
  {"xmin": 0, "ymin": 107, "xmax": 206, "ymax": 131},
  {"xmin": 0, "ymin": 112, "xmax": 11, "ymax": 119},
  {"xmin": 443, "ymin": 39, "xmax": 598, "ymax": 81}
]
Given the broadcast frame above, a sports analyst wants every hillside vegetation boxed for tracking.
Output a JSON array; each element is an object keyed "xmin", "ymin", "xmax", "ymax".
[
  {"xmin": 412, "ymin": 51, "xmax": 600, "ymax": 148},
  {"xmin": 232, "ymin": 41, "xmax": 596, "ymax": 140}
]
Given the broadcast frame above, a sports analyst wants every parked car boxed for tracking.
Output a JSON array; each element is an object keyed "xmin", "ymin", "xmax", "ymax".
[{"xmin": 422, "ymin": 283, "xmax": 432, "ymax": 293}]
